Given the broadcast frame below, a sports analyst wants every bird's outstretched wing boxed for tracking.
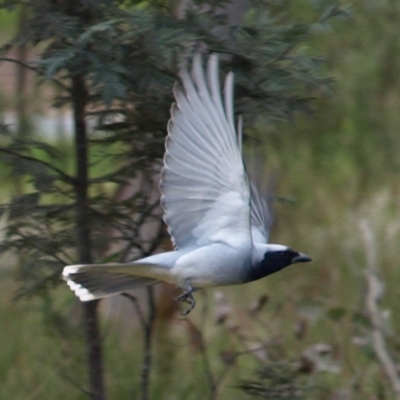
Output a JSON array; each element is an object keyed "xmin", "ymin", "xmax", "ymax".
[{"xmin": 160, "ymin": 54, "xmax": 251, "ymax": 249}]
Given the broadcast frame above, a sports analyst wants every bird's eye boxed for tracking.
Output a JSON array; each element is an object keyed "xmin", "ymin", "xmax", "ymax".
[{"xmin": 279, "ymin": 252, "xmax": 286, "ymax": 258}]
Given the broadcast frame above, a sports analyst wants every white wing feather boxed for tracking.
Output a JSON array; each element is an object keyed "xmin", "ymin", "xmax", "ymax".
[{"xmin": 160, "ymin": 54, "xmax": 251, "ymax": 249}]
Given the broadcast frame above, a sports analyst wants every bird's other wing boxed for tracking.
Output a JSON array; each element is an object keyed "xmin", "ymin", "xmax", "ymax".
[
  {"xmin": 235, "ymin": 115, "xmax": 271, "ymax": 245},
  {"xmin": 160, "ymin": 54, "xmax": 251, "ymax": 249},
  {"xmin": 250, "ymin": 182, "xmax": 272, "ymax": 244}
]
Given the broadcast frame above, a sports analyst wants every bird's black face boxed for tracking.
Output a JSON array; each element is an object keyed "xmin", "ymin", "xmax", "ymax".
[
  {"xmin": 245, "ymin": 248, "xmax": 312, "ymax": 282},
  {"xmin": 261, "ymin": 249, "xmax": 312, "ymax": 275}
]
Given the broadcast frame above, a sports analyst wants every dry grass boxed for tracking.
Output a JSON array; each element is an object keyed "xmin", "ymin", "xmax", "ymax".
[{"xmin": 1, "ymin": 176, "xmax": 399, "ymax": 399}]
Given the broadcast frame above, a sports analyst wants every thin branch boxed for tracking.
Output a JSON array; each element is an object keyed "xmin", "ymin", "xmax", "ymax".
[
  {"xmin": 0, "ymin": 147, "xmax": 76, "ymax": 185},
  {"xmin": 141, "ymin": 218, "xmax": 166, "ymax": 256},
  {"xmin": 0, "ymin": 1, "xmax": 41, "ymax": 10},
  {"xmin": 14, "ymin": 231, "xmax": 69, "ymax": 265},
  {"xmin": 122, "ymin": 293, "xmax": 146, "ymax": 329},
  {"xmin": 141, "ymin": 286, "xmax": 156, "ymax": 400},
  {"xmin": 0, "ymin": 57, "xmax": 70, "ymax": 91},
  {"xmin": 215, "ymin": 342, "xmax": 272, "ymax": 388},
  {"xmin": 59, "ymin": 370, "xmax": 92, "ymax": 397},
  {"xmin": 360, "ymin": 220, "xmax": 400, "ymax": 399},
  {"xmin": 119, "ymin": 201, "xmax": 164, "ymax": 262},
  {"xmin": 123, "ymin": 288, "xmax": 156, "ymax": 400},
  {"xmin": 198, "ymin": 291, "xmax": 218, "ymax": 400}
]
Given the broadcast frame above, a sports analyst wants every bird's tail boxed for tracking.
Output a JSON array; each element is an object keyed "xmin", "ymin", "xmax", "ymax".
[{"xmin": 62, "ymin": 262, "xmax": 166, "ymax": 301}]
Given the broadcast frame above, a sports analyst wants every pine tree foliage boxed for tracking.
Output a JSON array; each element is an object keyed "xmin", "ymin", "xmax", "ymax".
[{"xmin": 0, "ymin": 0, "xmax": 347, "ymax": 295}]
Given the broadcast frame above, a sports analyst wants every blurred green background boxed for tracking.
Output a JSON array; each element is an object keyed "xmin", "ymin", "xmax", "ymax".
[{"xmin": 1, "ymin": 1, "xmax": 400, "ymax": 399}]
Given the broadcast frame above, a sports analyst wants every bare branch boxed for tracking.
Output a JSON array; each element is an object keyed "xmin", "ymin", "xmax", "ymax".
[
  {"xmin": 361, "ymin": 220, "xmax": 400, "ymax": 399},
  {"xmin": 14, "ymin": 231, "xmax": 69, "ymax": 265},
  {"xmin": 198, "ymin": 292, "xmax": 218, "ymax": 400},
  {"xmin": 59, "ymin": 370, "xmax": 92, "ymax": 397},
  {"xmin": 0, "ymin": 147, "xmax": 76, "ymax": 185},
  {"xmin": 0, "ymin": 56, "xmax": 70, "ymax": 91},
  {"xmin": 141, "ymin": 287, "xmax": 156, "ymax": 400},
  {"xmin": 123, "ymin": 289, "xmax": 156, "ymax": 400},
  {"xmin": 122, "ymin": 293, "xmax": 146, "ymax": 329}
]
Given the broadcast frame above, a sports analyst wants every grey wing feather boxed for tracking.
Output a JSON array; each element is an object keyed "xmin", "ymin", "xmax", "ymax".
[
  {"xmin": 235, "ymin": 113, "xmax": 270, "ymax": 244},
  {"xmin": 250, "ymin": 182, "xmax": 272, "ymax": 244}
]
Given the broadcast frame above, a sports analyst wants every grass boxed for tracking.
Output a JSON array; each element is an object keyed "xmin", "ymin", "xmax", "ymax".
[
  {"xmin": 1, "ymin": 153, "xmax": 399, "ymax": 399},
  {"xmin": 1, "ymin": 105, "xmax": 399, "ymax": 399},
  {"xmin": 0, "ymin": 8, "xmax": 18, "ymax": 42},
  {"xmin": 1, "ymin": 97, "xmax": 400, "ymax": 399},
  {"xmin": 0, "ymin": 270, "xmax": 75, "ymax": 399}
]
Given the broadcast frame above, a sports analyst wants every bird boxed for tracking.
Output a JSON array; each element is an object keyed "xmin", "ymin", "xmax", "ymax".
[{"xmin": 63, "ymin": 53, "xmax": 311, "ymax": 315}]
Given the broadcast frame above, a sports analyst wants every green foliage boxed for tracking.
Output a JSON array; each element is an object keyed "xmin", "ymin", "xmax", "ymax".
[
  {"xmin": 269, "ymin": 0, "xmax": 400, "ymax": 191},
  {"xmin": 0, "ymin": 0, "xmax": 344, "ymax": 296}
]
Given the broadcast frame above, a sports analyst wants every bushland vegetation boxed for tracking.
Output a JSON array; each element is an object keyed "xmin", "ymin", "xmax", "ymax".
[{"xmin": 0, "ymin": 1, "xmax": 399, "ymax": 399}]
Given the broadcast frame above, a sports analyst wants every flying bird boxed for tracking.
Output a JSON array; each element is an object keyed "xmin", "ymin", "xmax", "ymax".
[{"xmin": 63, "ymin": 54, "xmax": 311, "ymax": 314}]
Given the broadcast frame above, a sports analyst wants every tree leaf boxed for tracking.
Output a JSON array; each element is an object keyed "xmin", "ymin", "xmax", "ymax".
[
  {"xmin": 326, "ymin": 307, "xmax": 347, "ymax": 322},
  {"xmin": 9, "ymin": 193, "xmax": 40, "ymax": 220}
]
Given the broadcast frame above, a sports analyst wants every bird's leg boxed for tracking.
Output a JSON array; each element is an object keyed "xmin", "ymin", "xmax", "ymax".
[{"xmin": 175, "ymin": 280, "xmax": 196, "ymax": 315}]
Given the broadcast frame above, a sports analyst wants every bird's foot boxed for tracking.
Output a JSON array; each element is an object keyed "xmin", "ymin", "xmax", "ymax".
[{"xmin": 175, "ymin": 284, "xmax": 196, "ymax": 315}]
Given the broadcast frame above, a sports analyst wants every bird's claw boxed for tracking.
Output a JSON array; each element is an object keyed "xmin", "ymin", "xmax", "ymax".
[{"xmin": 175, "ymin": 290, "xmax": 196, "ymax": 316}]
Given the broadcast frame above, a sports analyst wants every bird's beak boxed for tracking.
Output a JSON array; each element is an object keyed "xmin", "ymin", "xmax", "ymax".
[{"xmin": 292, "ymin": 253, "xmax": 312, "ymax": 264}]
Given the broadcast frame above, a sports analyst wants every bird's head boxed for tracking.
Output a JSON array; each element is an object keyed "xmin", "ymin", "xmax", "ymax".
[{"xmin": 248, "ymin": 244, "xmax": 312, "ymax": 282}]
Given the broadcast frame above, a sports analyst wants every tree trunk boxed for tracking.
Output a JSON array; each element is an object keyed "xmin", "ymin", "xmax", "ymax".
[{"xmin": 71, "ymin": 75, "xmax": 106, "ymax": 400}]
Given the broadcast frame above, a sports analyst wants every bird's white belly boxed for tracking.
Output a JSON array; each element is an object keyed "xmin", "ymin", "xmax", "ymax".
[{"xmin": 170, "ymin": 243, "xmax": 252, "ymax": 288}]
